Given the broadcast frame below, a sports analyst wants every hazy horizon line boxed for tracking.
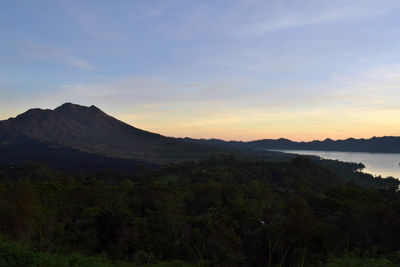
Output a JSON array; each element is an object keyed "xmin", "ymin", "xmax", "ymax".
[{"xmin": 1, "ymin": 102, "xmax": 399, "ymax": 143}]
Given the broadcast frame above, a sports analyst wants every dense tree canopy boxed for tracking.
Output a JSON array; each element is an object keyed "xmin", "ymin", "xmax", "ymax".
[{"xmin": 0, "ymin": 155, "xmax": 399, "ymax": 266}]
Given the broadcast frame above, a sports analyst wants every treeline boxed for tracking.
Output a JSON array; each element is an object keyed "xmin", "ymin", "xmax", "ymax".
[{"xmin": 0, "ymin": 155, "xmax": 400, "ymax": 266}]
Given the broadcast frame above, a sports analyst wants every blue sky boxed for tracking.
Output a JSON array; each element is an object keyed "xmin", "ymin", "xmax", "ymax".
[{"xmin": 1, "ymin": 0, "xmax": 400, "ymax": 140}]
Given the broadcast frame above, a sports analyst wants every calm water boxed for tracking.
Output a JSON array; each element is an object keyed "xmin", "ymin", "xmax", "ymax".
[{"xmin": 275, "ymin": 150, "xmax": 400, "ymax": 179}]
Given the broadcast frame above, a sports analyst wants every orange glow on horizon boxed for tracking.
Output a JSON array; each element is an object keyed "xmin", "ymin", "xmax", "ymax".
[{"xmin": 2, "ymin": 103, "xmax": 400, "ymax": 143}]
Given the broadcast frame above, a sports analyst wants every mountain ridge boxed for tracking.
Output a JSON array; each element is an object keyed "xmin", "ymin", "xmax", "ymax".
[
  {"xmin": 184, "ymin": 136, "xmax": 400, "ymax": 153},
  {"xmin": 2, "ymin": 103, "xmax": 400, "ymax": 168},
  {"xmin": 0, "ymin": 103, "xmax": 230, "ymax": 164}
]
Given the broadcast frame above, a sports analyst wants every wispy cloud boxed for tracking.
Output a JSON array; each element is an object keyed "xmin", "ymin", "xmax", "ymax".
[
  {"xmin": 239, "ymin": 0, "xmax": 396, "ymax": 37},
  {"xmin": 2, "ymin": 0, "xmax": 400, "ymax": 140},
  {"xmin": 134, "ymin": 0, "xmax": 178, "ymax": 20},
  {"xmin": 40, "ymin": 57, "xmax": 400, "ymax": 118},
  {"xmin": 47, "ymin": 75, "xmax": 246, "ymax": 106},
  {"xmin": 19, "ymin": 42, "xmax": 95, "ymax": 71},
  {"xmin": 330, "ymin": 63, "xmax": 400, "ymax": 97},
  {"xmin": 64, "ymin": 56, "xmax": 95, "ymax": 71}
]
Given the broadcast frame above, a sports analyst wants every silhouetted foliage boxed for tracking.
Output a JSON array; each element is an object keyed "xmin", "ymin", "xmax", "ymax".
[{"xmin": 0, "ymin": 155, "xmax": 399, "ymax": 266}]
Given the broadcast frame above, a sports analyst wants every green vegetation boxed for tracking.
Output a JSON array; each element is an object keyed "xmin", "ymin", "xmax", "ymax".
[
  {"xmin": 0, "ymin": 237, "xmax": 126, "ymax": 267},
  {"xmin": 0, "ymin": 155, "xmax": 399, "ymax": 266},
  {"xmin": 0, "ymin": 236, "xmax": 193, "ymax": 267}
]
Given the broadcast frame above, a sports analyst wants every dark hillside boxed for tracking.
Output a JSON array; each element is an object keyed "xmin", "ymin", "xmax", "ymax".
[
  {"xmin": 0, "ymin": 135, "xmax": 153, "ymax": 173},
  {"xmin": 0, "ymin": 103, "xmax": 231, "ymax": 164}
]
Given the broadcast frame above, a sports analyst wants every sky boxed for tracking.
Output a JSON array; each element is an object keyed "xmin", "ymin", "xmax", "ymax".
[{"xmin": 1, "ymin": 0, "xmax": 400, "ymax": 141}]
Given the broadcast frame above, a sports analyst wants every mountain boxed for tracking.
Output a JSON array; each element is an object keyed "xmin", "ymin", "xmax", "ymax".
[
  {"xmin": 3, "ymin": 102, "xmax": 394, "ymax": 171},
  {"xmin": 184, "ymin": 136, "xmax": 400, "ymax": 153},
  {"xmin": 0, "ymin": 103, "xmax": 229, "ymax": 165},
  {"xmin": 247, "ymin": 137, "xmax": 400, "ymax": 153}
]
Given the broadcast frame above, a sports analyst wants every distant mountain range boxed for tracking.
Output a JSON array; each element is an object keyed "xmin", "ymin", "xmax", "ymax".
[
  {"xmin": 1, "ymin": 103, "xmax": 399, "ymax": 172},
  {"xmin": 247, "ymin": 137, "xmax": 400, "ymax": 153},
  {"xmin": 184, "ymin": 136, "xmax": 400, "ymax": 153}
]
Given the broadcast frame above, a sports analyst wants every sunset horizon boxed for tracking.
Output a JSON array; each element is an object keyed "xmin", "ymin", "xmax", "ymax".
[
  {"xmin": 1, "ymin": 102, "xmax": 399, "ymax": 143},
  {"xmin": 2, "ymin": 1, "xmax": 400, "ymax": 265},
  {"xmin": 2, "ymin": 1, "xmax": 400, "ymax": 142}
]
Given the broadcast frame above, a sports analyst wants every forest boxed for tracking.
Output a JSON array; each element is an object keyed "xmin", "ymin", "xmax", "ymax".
[{"xmin": 0, "ymin": 155, "xmax": 400, "ymax": 266}]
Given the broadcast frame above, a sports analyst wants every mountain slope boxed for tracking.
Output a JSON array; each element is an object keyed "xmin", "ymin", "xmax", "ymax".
[
  {"xmin": 0, "ymin": 134, "xmax": 153, "ymax": 172},
  {"xmin": 0, "ymin": 103, "xmax": 226, "ymax": 163}
]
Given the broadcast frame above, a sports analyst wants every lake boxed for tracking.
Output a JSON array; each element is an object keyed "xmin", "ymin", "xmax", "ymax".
[{"xmin": 273, "ymin": 150, "xmax": 400, "ymax": 179}]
